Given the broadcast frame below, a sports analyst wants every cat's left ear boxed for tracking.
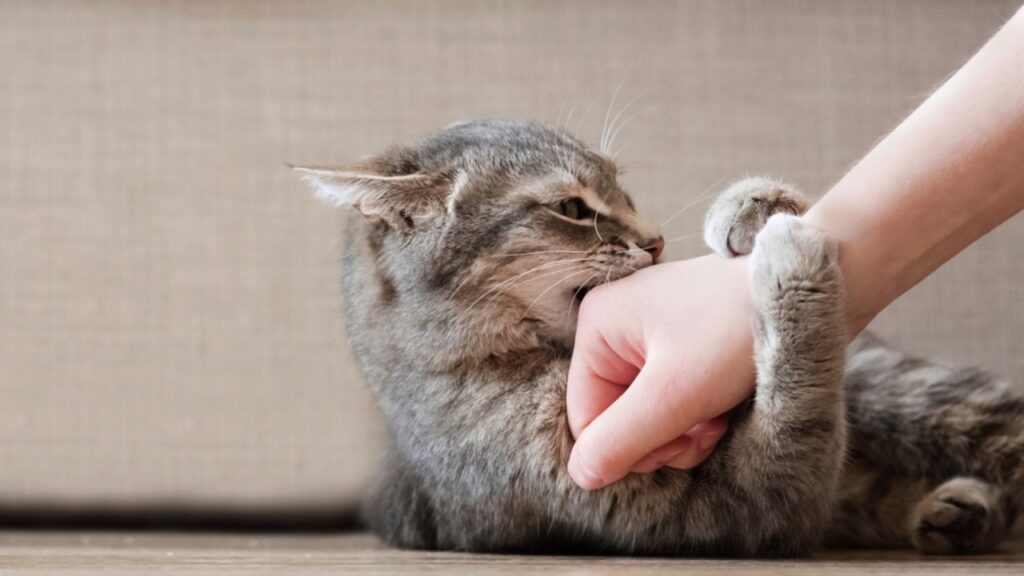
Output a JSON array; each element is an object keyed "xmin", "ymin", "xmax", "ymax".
[{"xmin": 291, "ymin": 164, "xmax": 454, "ymax": 230}]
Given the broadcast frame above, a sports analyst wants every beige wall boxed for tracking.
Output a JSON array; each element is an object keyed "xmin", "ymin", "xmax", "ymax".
[{"xmin": 1, "ymin": 0, "xmax": 1021, "ymax": 511}]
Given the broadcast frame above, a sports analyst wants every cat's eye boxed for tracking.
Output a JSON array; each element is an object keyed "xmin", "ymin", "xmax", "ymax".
[{"xmin": 553, "ymin": 197, "xmax": 594, "ymax": 221}]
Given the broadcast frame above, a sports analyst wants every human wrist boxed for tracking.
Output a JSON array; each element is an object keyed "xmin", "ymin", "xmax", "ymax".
[
  {"xmin": 801, "ymin": 207, "xmax": 885, "ymax": 339},
  {"xmin": 833, "ymin": 241, "xmax": 884, "ymax": 337}
]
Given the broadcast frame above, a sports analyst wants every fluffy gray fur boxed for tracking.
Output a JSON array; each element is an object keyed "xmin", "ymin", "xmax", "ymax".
[{"xmin": 296, "ymin": 120, "xmax": 1023, "ymax": 556}]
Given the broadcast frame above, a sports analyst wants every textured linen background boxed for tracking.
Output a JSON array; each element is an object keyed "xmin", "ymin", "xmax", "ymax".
[{"xmin": 1, "ymin": 0, "xmax": 1021, "ymax": 512}]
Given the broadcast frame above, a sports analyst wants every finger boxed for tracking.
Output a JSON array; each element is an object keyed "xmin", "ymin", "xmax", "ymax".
[
  {"xmin": 629, "ymin": 436, "xmax": 693, "ymax": 474},
  {"xmin": 566, "ymin": 304, "xmax": 641, "ymax": 439},
  {"xmin": 661, "ymin": 442, "xmax": 716, "ymax": 471},
  {"xmin": 626, "ymin": 416, "xmax": 724, "ymax": 471},
  {"xmin": 567, "ymin": 351, "xmax": 715, "ymax": 490},
  {"xmin": 566, "ymin": 367, "xmax": 632, "ymax": 441},
  {"xmin": 662, "ymin": 416, "xmax": 729, "ymax": 470}
]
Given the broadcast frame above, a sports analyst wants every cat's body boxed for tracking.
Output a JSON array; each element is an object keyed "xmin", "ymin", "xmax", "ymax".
[{"xmin": 297, "ymin": 120, "xmax": 1022, "ymax": 556}]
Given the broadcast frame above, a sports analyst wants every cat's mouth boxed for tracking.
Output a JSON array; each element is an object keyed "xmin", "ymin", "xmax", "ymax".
[
  {"xmin": 571, "ymin": 284, "xmax": 593, "ymax": 304},
  {"xmin": 569, "ymin": 260, "xmax": 651, "ymax": 306},
  {"xmin": 569, "ymin": 270, "xmax": 621, "ymax": 304}
]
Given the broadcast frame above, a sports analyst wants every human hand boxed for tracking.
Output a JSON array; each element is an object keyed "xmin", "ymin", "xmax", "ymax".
[{"xmin": 566, "ymin": 254, "xmax": 757, "ymax": 490}]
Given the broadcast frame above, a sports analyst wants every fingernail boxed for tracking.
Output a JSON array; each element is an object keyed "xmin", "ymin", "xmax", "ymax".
[{"xmin": 569, "ymin": 453, "xmax": 605, "ymax": 491}]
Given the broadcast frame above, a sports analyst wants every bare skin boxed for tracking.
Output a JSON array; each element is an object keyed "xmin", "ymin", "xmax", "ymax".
[{"xmin": 567, "ymin": 5, "xmax": 1024, "ymax": 491}]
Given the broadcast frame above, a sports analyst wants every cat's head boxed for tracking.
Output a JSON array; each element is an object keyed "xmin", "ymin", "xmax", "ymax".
[{"xmin": 295, "ymin": 120, "xmax": 662, "ymax": 349}]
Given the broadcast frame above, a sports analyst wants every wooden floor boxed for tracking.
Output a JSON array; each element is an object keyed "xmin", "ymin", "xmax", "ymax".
[{"xmin": 1, "ymin": 531, "xmax": 1022, "ymax": 575}]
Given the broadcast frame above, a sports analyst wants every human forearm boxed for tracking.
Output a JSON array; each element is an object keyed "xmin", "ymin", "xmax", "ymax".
[{"xmin": 805, "ymin": 6, "xmax": 1024, "ymax": 334}]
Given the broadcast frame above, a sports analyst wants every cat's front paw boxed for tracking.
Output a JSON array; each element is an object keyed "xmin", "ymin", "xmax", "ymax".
[
  {"xmin": 911, "ymin": 477, "xmax": 1010, "ymax": 555},
  {"xmin": 748, "ymin": 214, "xmax": 840, "ymax": 313},
  {"xmin": 704, "ymin": 177, "xmax": 808, "ymax": 258}
]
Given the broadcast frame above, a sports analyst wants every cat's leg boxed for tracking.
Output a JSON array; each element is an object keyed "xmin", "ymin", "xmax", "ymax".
[
  {"xmin": 686, "ymin": 214, "xmax": 848, "ymax": 555},
  {"xmin": 704, "ymin": 177, "xmax": 809, "ymax": 258}
]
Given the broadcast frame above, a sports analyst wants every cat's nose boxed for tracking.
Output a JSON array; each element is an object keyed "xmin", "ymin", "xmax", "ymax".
[{"xmin": 643, "ymin": 235, "xmax": 665, "ymax": 261}]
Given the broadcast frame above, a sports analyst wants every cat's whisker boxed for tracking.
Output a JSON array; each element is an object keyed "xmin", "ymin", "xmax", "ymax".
[
  {"xmin": 604, "ymin": 92, "xmax": 647, "ymax": 157},
  {"xmin": 447, "ymin": 257, "xmax": 588, "ymax": 304},
  {"xmin": 473, "ymin": 258, "xmax": 589, "ymax": 299},
  {"xmin": 606, "ymin": 111, "xmax": 639, "ymax": 157},
  {"xmin": 658, "ymin": 178, "xmax": 725, "ymax": 230},
  {"xmin": 565, "ymin": 104, "xmax": 593, "ymax": 178},
  {"xmin": 519, "ymin": 267, "xmax": 591, "ymax": 322},
  {"xmin": 470, "ymin": 263, "xmax": 594, "ymax": 325},
  {"xmin": 600, "ymin": 81, "xmax": 625, "ymax": 154},
  {"xmin": 490, "ymin": 261, "xmax": 590, "ymax": 299},
  {"xmin": 502, "ymin": 249, "xmax": 593, "ymax": 257},
  {"xmin": 452, "ymin": 259, "xmax": 593, "ymax": 325},
  {"xmin": 663, "ymin": 231, "xmax": 703, "ymax": 245}
]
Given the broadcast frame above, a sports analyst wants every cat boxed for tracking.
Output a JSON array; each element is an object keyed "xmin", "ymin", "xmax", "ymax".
[{"xmin": 294, "ymin": 119, "xmax": 1022, "ymax": 556}]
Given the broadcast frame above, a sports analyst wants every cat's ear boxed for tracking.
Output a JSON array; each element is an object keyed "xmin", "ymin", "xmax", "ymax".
[{"xmin": 291, "ymin": 163, "xmax": 454, "ymax": 230}]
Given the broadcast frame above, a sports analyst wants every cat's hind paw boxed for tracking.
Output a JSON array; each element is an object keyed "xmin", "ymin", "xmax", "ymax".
[
  {"xmin": 911, "ymin": 477, "xmax": 1011, "ymax": 555},
  {"xmin": 704, "ymin": 177, "xmax": 808, "ymax": 258}
]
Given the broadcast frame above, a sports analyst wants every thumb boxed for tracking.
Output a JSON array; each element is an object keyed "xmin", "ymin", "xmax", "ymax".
[{"xmin": 567, "ymin": 349, "xmax": 714, "ymax": 490}]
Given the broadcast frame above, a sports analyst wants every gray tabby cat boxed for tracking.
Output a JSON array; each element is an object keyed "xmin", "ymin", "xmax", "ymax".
[{"xmin": 295, "ymin": 120, "xmax": 1022, "ymax": 556}]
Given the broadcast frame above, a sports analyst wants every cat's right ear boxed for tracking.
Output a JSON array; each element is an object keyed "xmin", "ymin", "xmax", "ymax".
[{"xmin": 290, "ymin": 164, "xmax": 453, "ymax": 230}]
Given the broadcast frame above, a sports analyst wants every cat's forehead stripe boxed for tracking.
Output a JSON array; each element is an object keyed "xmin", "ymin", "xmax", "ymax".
[{"xmin": 447, "ymin": 170, "xmax": 469, "ymax": 214}]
